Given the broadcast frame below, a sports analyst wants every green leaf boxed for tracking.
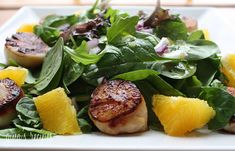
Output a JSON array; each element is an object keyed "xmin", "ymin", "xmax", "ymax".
[
  {"xmin": 78, "ymin": 118, "xmax": 92, "ymax": 133},
  {"xmin": 64, "ymin": 41, "xmax": 105, "ymax": 65},
  {"xmin": 34, "ymin": 25, "xmax": 60, "ymax": 46},
  {"xmin": 135, "ymin": 81, "xmax": 163, "ymax": 131},
  {"xmin": 16, "ymin": 97, "xmax": 42, "ymax": 128},
  {"xmin": 86, "ymin": 0, "xmax": 100, "ymax": 19},
  {"xmin": 195, "ymin": 57, "xmax": 220, "ymax": 86},
  {"xmin": 107, "ymin": 16, "xmax": 139, "ymax": 44},
  {"xmin": 104, "ymin": 8, "xmax": 129, "ymax": 24},
  {"xmin": 162, "ymin": 40, "xmax": 219, "ymax": 60},
  {"xmin": 113, "ymin": 69, "xmax": 159, "ymax": 81},
  {"xmin": 34, "ymin": 38, "xmax": 64, "ymax": 93},
  {"xmin": 63, "ymin": 53, "xmax": 84, "ymax": 86},
  {"xmin": 77, "ymin": 106, "xmax": 93, "ymax": 133},
  {"xmin": 13, "ymin": 119, "xmax": 55, "ymax": 139},
  {"xmin": 83, "ymin": 35, "xmax": 196, "ymax": 85},
  {"xmin": 0, "ymin": 124, "xmax": 55, "ymax": 139},
  {"xmin": 155, "ymin": 18, "xmax": 187, "ymax": 41},
  {"xmin": 0, "ymin": 128, "xmax": 27, "ymax": 139},
  {"xmin": 147, "ymin": 75, "xmax": 184, "ymax": 96},
  {"xmin": 42, "ymin": 14, "xmax": 78, "ymax": 27},
  {"xmin": 188, "ymin": 30, "xmax": 205, "ymax": 41},
  {"xmin": 200, "ymin": 87, "xmax": 235, "ymax": 130}
]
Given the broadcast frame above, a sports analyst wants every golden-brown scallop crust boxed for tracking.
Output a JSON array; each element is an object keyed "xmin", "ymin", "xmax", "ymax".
[
  {"xmin": 89, "ymin": 80, "xmax": 142, "ymax": 123},
  {"xmin": 89, "ymin": 80, "xmax": 148, "ymax": 135},
  {"xmin": 0, "ymin": 78, "xmax": 24, "ymax": 114}
]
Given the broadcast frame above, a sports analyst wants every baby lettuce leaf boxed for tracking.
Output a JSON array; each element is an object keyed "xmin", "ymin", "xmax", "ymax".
[
  {"xmin": 147, "ymin": 75, "xmax": 184, "ymax": 96},
  {"xmin": 13, "ymin": 119, "xmax": 55, "ymax": 139},
  {"xmin": 64, "ymin": 41, "xmax": 106, "ymax": 65},
  {"xmin": 162, "ymin": 40, "xmax": 219, "ymax": 60},
  {"xmin": 63, "ymin": 53, "xmax": 84, "ymax": 86},
  {"xmin": 34, "ymin": 25, "xmax": 60, "ymax": 46},
  {"xmin": 77, "ymin": 106, "xmax": 93, "ymax": 133},
  {"xmin": 83, "ymin": 32, "xmax": 196, "ymax": 85},
  {"xmin": 114, "ymin": 68, "xmax": 184, "ymax": 96},
  {"xmin": 200, "ymin": 87, "xmax": 235, "ymax": 130},
  {"xmin": 0, "ymin": 128, "xmax": 25, "ymax": 139},
  {"xmin": 16, "ymin": 97, "xmax": 42, "ymax": 129},
  {"xmin": 104, "ymin": 8, "xmax": 129, "ymax": 24},
  {"xmin": 42, "ymin": 14, "xmax": 77, "ymax": 28},
  {"xmin": 159, "ymin": 61, "xmax": 196, "ymax": 79},
  {"xmin": 34, "ymin": 38, "xmax": 64, "ymax": 93},
  {"xmin": 0, "ymin": 128, "xmax": 54, "ymax": 139},
  {"xmin": 135, "ymin": 81, "xmax": 163, "ymax": 131},
  {"xmin": 155, "ymin": 18, "xmax": 187, "ymax": 41},
  {"xmin": 195, "ymin": 56, "xmax": 220, "ymax": 86},
  {"xmin": 188, "ymin": 30, "xmax": 205, "ymax": 41},
  {"xmin": 113, "ymin": 69, "xmax": 159, "ymax": 81},
  {"xmin": 107, "ymin": 15, "xmax": 139, "ymax": 44}
]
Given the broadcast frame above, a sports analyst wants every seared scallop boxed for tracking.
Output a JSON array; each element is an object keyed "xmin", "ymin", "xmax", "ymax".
[
  {"xmin": 5, "ymin": 32, "xmax": 49, "ymax": 68},
  {"xmin": 89, "ymin": 80, "xmax": 148, "ymax": 135},
  {"xmin": 0, "ymin": 78, "xmax": 24, "ymax": 128}
]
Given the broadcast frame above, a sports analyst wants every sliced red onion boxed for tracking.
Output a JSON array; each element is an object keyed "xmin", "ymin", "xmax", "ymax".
[
  {"xmin": 136, "ymin": 22, "xmax": 144, "ymax": 31},
  {"xmin": 154, "ymin": 37, "xmax": 169, "ymax": 55},
  {"xmin": 136, "ymin": 21, "xmax": 153, "ymax": 34},
  {"xmin": 87, "ymin": 38, "xmax": 99, "ymax": 50}
]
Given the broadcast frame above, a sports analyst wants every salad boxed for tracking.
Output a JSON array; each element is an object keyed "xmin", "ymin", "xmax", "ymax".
[{"xmin": 0, "ymin": 0, "xmax": 235, "ymax": 139}]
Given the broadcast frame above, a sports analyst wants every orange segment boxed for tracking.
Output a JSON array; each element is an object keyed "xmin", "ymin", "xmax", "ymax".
[
  {"xmin": 34, "ymin": 88, "xmax": 81, "ymax": 135},
  {"xmin": 221, "ymin": 54, "xmax": 235, "ymax": 87},
  {"xmin": 17, "ymin": 23, "xmax": 36, "ymax": 33},
  {"xmin": 152, "ymin": 95, "xmax": 215, "ymax": 136},
  {"xmin": 0, "ymin": 66, "xmax": 28, "ymax": 86}
]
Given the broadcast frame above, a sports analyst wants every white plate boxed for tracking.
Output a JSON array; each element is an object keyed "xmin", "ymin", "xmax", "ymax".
[{"xmin": 0, "ymin": 6, "xmax": 235, "ymax": 151}]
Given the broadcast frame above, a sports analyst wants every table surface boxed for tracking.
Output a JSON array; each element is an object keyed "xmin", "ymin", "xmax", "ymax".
[{"xmin": 1, "ymin": 0, "xmax": 235, "ymax": 27}]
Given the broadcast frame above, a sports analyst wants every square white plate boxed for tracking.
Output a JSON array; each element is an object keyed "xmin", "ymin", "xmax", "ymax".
[{"xmin": 0, "ymin": 6, "xmax": 235, "ymax": 151}]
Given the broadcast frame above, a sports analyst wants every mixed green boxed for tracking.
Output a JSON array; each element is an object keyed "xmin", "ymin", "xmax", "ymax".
[{"xmin": 1, "ymin": 0, "xmax": 235, "ymax": 138}]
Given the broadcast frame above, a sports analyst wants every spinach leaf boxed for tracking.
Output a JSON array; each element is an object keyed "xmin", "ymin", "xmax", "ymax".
[
  {"xmin": 0, "ymin": 128, "xmax": 53, "ymax": 139},
  {"xmin": 64, "ymin": 41, "xmax": 106, "ymax": 65},
  {"xmin": 147, "ymin": 75, "xmax": 184, "ymax": 96},
  {"xmin": 195, "ymin": 57, "xmax": 220, "ymax": 86},
  {"xmin": 107, "ymin": 16, "xmax": 139, "ymax": 44},
  {"xmin": 34, "ymin": 25, "xmax": 60, "ymax": 46},
  {"xmin": 34, "ymin": 38, "xmax": 64, "ymax": 93},
  {"xmin": 200, "ymin": 87, "xmax": 235, "ymax": 130},
  {"xmin": 162, "ymin": 40, "xmax": 219, "ymax": 60},
  {"xmin": 0, "ymin": 63, "xmax": 7, "ymax": 68},
  {"xmin": 16, "ymin": 97, "xmax": 42, "ymax": 128},
  {"xmin": 159, "ymin": 61, "xmax": 196, "ymax": 79},
  {"xmin": 78, "ymin": 118, "xmax": 92, "ymax": 133},
  {"xmin": 13, "ymin": 119, "xmax": 55, "ymax": 139},
  {"xmin": 85, "ymin": 0, "xmax": 100, "ymax": 19},
  {"xmin": 42, "ymin": 14, "xmax": 77, "ymax": 28},
  {"xmin": 0, "ymin": 128, "xmax": 25, "ymax": 139},
  {"xmin": 113, "ymin": 69, "xmax": 159, "ymax": 81},
  {"xmin": 83, "ymin": 37, "xmax": 196, "ymax": 85},
  {"xmin": 188, "ymin": 30, "xmax": 205, "ymax": 41},
  {"xmin": 104, "ymin": 8, "xmax": 129, "ymax": 24},
  {"xmin": 155, "ymin": 18, "xmax": 187, "ymax": 41},
  {"xmin": 77, "ymin": 106, "xmax": 92, "ymax": 133},
  {"xmin": 113, "ymin": 69, "xmax": 183, "ymax": 96},
  {"xmin": 210, "ymin": 79, "xmax": 227, "ymax": 89},
  {"xmin": 63, "ymin": 53, "xmax": 84, "ymax": 86},
  {"xmin": 135, "ymin": 81, "xmax": 163, "ymax": 131}
]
